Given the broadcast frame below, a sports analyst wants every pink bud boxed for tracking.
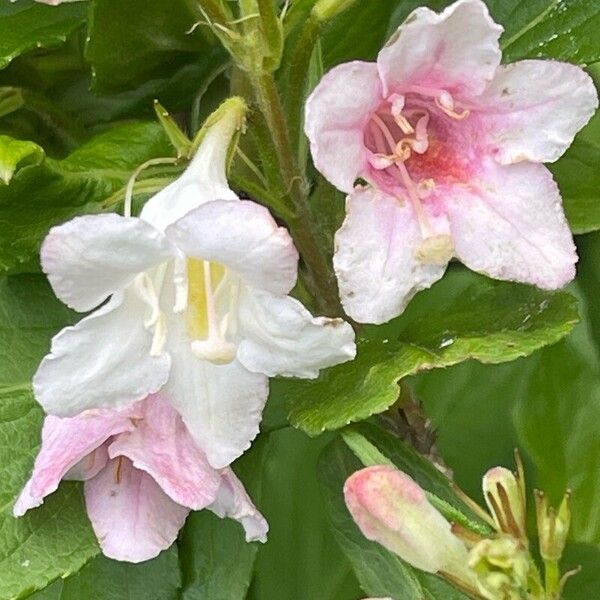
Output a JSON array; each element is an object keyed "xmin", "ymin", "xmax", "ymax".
[{"xmin": 344, "ymin": 466, "xmax": 470, "ymax": 575}]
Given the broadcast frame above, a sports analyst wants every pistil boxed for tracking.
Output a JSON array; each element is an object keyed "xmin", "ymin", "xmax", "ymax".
[{"xmin": 190, "ymin": 260, "xmax": 237, "ymax": 365}]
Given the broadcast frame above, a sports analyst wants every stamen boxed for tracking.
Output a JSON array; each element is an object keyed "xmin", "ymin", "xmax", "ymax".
[
  {"xmin": 173, "ymin": 255, "xmax": 188, "ymax": 313},
  {"xmin": 114, "ymin": 456, "xmax": 123, "ymax": 485},
  {"xmin": 434, "ymin": 91, "xmax": 469, "ymax": 120},
  {"xmin": 150, "ymin": 314, "xmax": 167, "ymax": 357},
  {"xmin": 388, "ymin": 94, "xmax": 414, "ymax": 134},
  {"xmin": 368, "ymin": 153, "xmax": 395, "ymax": 170},
  {"xmin": 134, "ymin": 274, "xmax": 160, "ymax": 328},
  {"xmin": 371, "ymin": 114, "xmax": 398, "ymax": 154},
  {"xmin": 190, "ymin": 260, "xmax": 237, "ymax": 365},
  {"xmin": 394, "ymin": 160, "xmax": 431, "ymax": 238}
]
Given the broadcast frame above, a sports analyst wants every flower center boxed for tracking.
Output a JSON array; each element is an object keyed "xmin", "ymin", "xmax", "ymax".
[
  {"xmin": 364, "ymin": 89, "xmax": 471, "ymax": 264},
  {"xmin": 185, "ymin": 258, "xmax": 237, "ymax": 365}
]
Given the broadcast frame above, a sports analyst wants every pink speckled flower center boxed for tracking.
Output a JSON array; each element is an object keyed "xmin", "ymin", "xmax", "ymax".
[{"xmin": 363, "ymin": 90, "xmax": 475, "ymax": 262}]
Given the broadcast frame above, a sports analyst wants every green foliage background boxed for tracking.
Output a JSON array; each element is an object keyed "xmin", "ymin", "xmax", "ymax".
[{"xmin": 0, "ymin": 0, "xmax": 599, "ymax": 598}]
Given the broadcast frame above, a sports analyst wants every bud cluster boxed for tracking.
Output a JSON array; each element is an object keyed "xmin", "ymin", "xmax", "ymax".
[{"xmin": 344, "ymin": 452, "xmax": 575, "ymax": 600}]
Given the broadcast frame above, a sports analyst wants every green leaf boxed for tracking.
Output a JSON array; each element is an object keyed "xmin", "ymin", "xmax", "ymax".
[
  {"xmin": 318, "ymin": 437, "xmax": 470, "ymax": 599},
  {"xmin": 0, "ymin": 122, "xmax": 172, "ymax": 272},
  {"xmin": 498, "ymin": 0, "xmax": 600, "ymax": 65},
  {"xmin": 0, "ymin": 275, "xmax": 99, "ymax": 600},
  {"xmin": 512, "ymin": 339, "xmax": 600, "ymax": 543},
  {"xmin": 283, "ymin": 268, "xmax": 578, "ymax": 436},
  {"xmin": 0, "ymin": 135, "xmax": 43, "ymax": 184},
  {"xmin": 86, "ymin": 0, "xmax": 226, "ymax": 94},
  {"xmin": 0, "ymin": 1, "xmax": 87, "ymax": 70},
  {"xmin": 178, "ymin": 436, "xmax": 271, "ymax": 600},
  {"xmin": 561, "ymin": 543, "xmax": 600, "ymax": 599},
  {"xmin": 389, "ymin": 1, "xmax": 600, "ymax": 65},
  {"xmin": 249, "ymin": 428, "xmax": 361, "ymax": 600},
  {"xmin": 28, "ymin": 549, "xmax": 181, "ymax": 600}
]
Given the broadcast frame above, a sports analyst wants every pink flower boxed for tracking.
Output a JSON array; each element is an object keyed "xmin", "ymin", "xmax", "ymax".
[
  {"xmin": 305, "ymin": 0, "xmax": 598, "ymax": 324},
  {"xmin": 14, "ymin": 395, "xmax": 267, "ymax": 563}
]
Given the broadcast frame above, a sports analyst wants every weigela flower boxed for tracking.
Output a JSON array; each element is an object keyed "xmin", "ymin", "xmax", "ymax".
[
  {"xmin": 344, "ymin": 466, "xmax": 475, "ymax": 585},
  {"xmin": 305, "ymin": 0, "xmax": 598, "ymax": 324},
  {"xmin": 14, "ymin": 394, "xmax": 267, "ymax": 562},
  {"xmin": 33, "ymin": 98, "xmax": 356, "ymax": 469}
]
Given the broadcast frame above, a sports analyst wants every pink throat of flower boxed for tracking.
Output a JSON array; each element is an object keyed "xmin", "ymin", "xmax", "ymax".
[{"xmin": 364, "ymin": 89, "xmax": 470, "ymax": 264}]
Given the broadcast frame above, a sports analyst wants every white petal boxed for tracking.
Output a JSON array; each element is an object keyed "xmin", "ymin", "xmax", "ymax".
[
  {"xmin": 209, "ymin": 468, "xmax": 268, "ymax": 543},
  {"xmin": 445, "ymin": 160, "xmax": 577, "ymax": 289},
  {"xmin": 33, "ymin": 288, "xmax": 171, "ymax": 417},
  {"xmin": 478, "ymin": 60, "xmax": 599, "ymax": 164},
  {"xmin": 140, "ymin": 105, "xmax": 242, "ymax": 231},
  {"xmin": 304, "ymin": 61, "xmax": 382, "ymax": 193},
  {"xmin": 166, "ymin": 199, "xmax": 298, "ymax": 295},
  {"xmin": 378, "ymin": 0, "xmax": 502, "ymax": 97},
  {"xmin": 41, "ymin": 214, "xmax": 175, "ymax": 312},
  {"xmin": 85, "ymin": 458, "xmax": 189, "ymax": 563},
  {"xmin": 333, "ymin": 187, "xmax": 447, "ymax": 324},
  {"xmin": 164, "ymin": 315, "xmax": 268, "ymax": 469},
  {"xmin": 236, "ymin": 287, "xmax": 356, "ymax": 379}
]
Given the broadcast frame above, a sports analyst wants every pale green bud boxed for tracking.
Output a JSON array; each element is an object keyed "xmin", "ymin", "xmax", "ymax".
[
  {"xmin": 469, "ymin": 537, "xmax": 530, "ymax": 600},
  {"xmin": 482, "ymin": 466, "xmax": 526, "ymax": 540},
  {"xmin": 535, "ymin": 490, "xmax": 571, "ymax": 562}
]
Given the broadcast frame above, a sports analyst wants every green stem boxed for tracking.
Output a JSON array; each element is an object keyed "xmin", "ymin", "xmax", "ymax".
[
  {"xmin": 544, "ymin": 559, "xmax": 561, "ymax": 599},
  {"xmin": 250, "ymin": 71, "xmax": 343, "ymax": 316}
]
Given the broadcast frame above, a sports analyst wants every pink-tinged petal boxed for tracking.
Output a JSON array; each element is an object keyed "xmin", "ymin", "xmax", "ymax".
[
  {"xmin": 236, "ymin": 287, "xmax": 356, "ymax": 379},
  {"xmin": 166, "ymin": 200, "xmax": 298, "ymax": 295},
  {"xmin": 344, "ymin": 466, "xmax": 469, "ymax": 573},
  {"xmin": 33, "ymin": 288, "xmax": 171, "ymax": 417},
  {"xmin": 333, "ymin": 187, "xmax": 447, "ymax": 324},
  {"xmin": 41, "ymin": 214, "xmax": 175, "ymax": 312},
  {"xmin": 445, "ymin": 160, "xmax": 577, "ymax": 289},
  {"xmin": 13, "ymin": 409, "xmax": 137, "ymax": 517},
  {"xmin": 478, "ymin": 60, "xmax": 599, "ymax": 165},
  {"xmin": 108, "ymin": 395, "xmax": 221, "ymax": 510},
  {"xmin": 165, "ymin": 315, "xmax": 268, "ymax": 468},
  {"xmin": 378, "ymin": 0, "xmax": 502, "ymax": 97},
  {"xmin": 140, "ymin": 98, "xmax": 245, "ymax": 231},
  {"xmin": 209, "ymin": 468, "xmax": 268, "ymax": 543},
  {"xmin": 64, "ymin": 445, "xmax": 111, "ymax": 482},
  {"xmin": 305, "ymin": 61, "xmax": 382, "ymax": 193},
  {"xmin": 85, "ymin": 457, "xmax": 188, "ymax": 563}
]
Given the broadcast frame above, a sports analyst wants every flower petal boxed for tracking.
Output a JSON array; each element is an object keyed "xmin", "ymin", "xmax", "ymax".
[
  {"xmin": 445, "ymin": 160, "xmax": 577, "ymax": 289},
  {"xmin": 378, "ymin": 0, "xmax": 502, "ymax": 97},
  {"xmin": 304, "ymin": 61, "xmax": 382, "ymax": 193},
  {"xmin": 164, "ymin": 317, "xmax": 268, "ymax": 468},
  {"xmin": 13, "ymin": 409, "xmax": 136, "ymax": 517},
  {"xmin": 41, "ymin": 214, "xmax": 175, "ymax": 312},
  {"xmin": 108, "ymin": 395, "xmax": 221, "ymax": 510},
  {"xmin": 333, "ymin": 187, "xmax": 447, "ymax": 324},
  {"xmin": 166, "ymin": 199, "xmax": 298, "ymax": 295},
  {"xmin": 140, "ymin": 101, "xmax": 244, "ymax": 231},
  {"xmin": 33, "ymin": 288, "xmax": 171, "ymax": 417},
  {"xmin": 236, "ymin": 288, "xmax": 356, "ymax": 379},
  {"xmin": 209, "ymin": 468, "xmax": 268, "ymax": 543},
  {"xmin": 478, "ymin": 59, "xmax": 599, "ymax": 164},
  {"xmin": 85, "ymin": 457, "xmax": 189, "ymax": 563}
]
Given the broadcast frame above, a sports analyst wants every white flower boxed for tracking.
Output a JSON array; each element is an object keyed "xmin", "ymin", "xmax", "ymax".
[{"xmin": 33, "ymin": 98, "xmax": 356, "ymax": 469}]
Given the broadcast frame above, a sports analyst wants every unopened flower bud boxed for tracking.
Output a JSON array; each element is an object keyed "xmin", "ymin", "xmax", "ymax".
[
  {"xmin": 312, "ymin": 0, "xmax": 358, "ymax": 21},
  {"xmin": 535, "ymin": 490, "xmax": 571, "ymax": 562},
  {"xmin": 469, "ymin": 537, "xmax": 530, "ymax": 600},
  {"xmin": 482, "ymin": 467, "xmax": 526, "ymax": 540},
  {"xmin": 344, "ymin": 466, "xmax": 473, "ymax": 584}
]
